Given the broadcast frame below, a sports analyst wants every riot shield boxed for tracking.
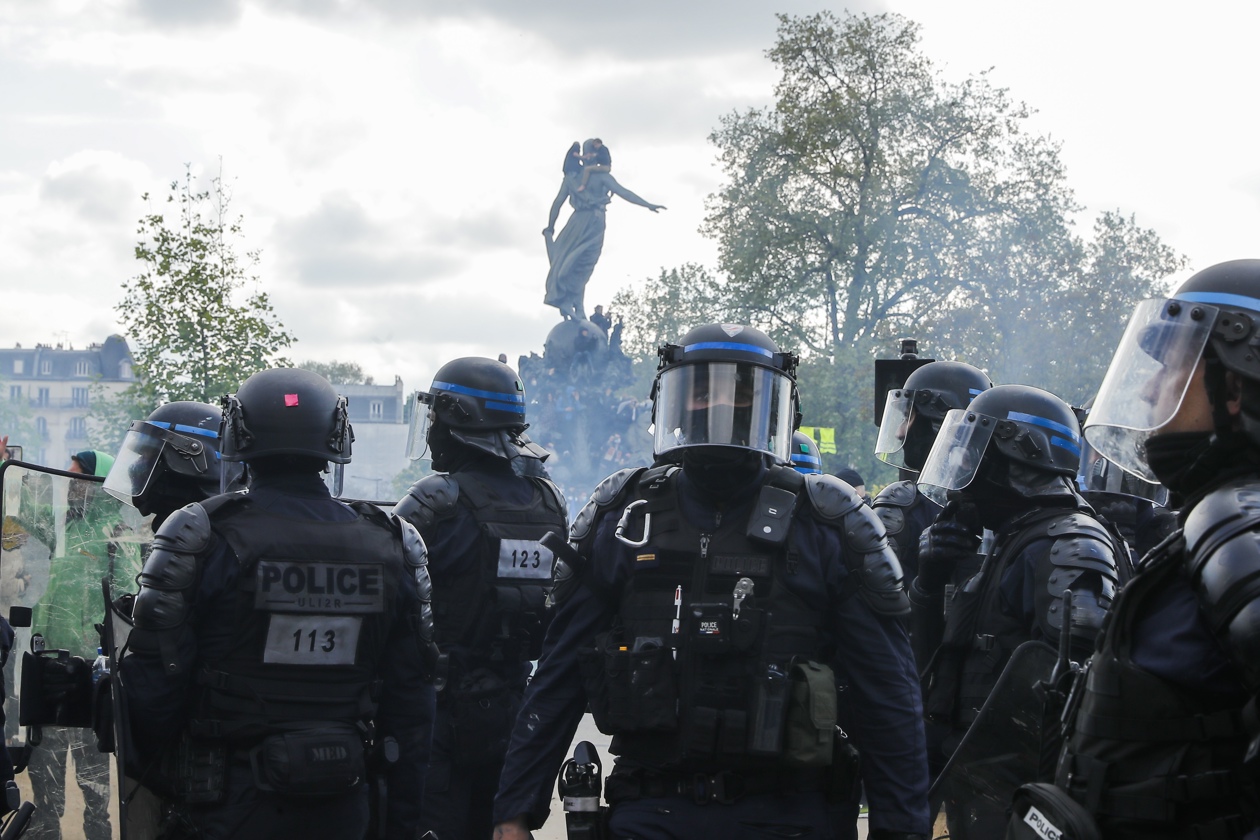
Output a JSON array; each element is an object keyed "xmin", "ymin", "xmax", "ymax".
[
  {"xmin": 928, "ymin": 640, "xmax": 1058, "ymax": 840},
  {"xmin": 1, "ymin": 460, "xmax": 152, "ymax": 840}
]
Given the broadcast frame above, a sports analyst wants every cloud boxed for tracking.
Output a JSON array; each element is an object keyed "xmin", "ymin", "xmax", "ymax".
[
  {"xmin": 39, "ymin": 151, "xmax": 147, "ymax": 226},
  {"xmin": 130, "ymin": 0, "xmax": 243, "ymax": 28}
]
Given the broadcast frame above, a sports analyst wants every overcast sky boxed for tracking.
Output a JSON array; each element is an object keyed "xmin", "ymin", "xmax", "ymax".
[{"xmin": 4, "ymin": 0, "xmax": 1259, "ymax": 400}]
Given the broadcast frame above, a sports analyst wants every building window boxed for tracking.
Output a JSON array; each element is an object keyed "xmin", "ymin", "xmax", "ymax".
[
  {"xmin": 39, "ymin": 360, "xmax": 51, "ymax": 375},
  {"xmin": 120, "ymin": 361, "xmax": 133, "ymax": 379},
  {"xmin": 8, "ymin": 386, "xmax": 19, "ymax": 402},
  {"xmin": 35, "ymin": 417, "xmax": 47, "ymax": 439},
  {"xmin": 68, "ymin": 417, "xmax": 87, "ymax": 439},
  {"xmin": 370, "ymin": 400, "xmax": 383, "ymax": 420},
  {"xmin": 75, "ymin": 359, "xmax": 91, "ymax": 377},
  {"xmin": 36, "ymin": 388, "xmax": 49, "ymax": 407},
  {"xmin": 72, "ymin": 387, "xmax": 89, "ymax": 408},
  {"xmin": 13, "ymin": 359, "xmax": 23, "ymax": 375}
]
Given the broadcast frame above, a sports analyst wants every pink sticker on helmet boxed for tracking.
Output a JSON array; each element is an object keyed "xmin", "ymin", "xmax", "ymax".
[{"xmin": 284, "ymin": 394, "xmax": 299, "ymax": 407}]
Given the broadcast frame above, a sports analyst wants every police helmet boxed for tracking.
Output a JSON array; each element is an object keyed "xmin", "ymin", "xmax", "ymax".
[
  {"xmin": 406, "ymin": 357, "xmax": 547, "ymax": 463},
  {"xmin": 104, "ymin": 401, "xmax": 244, "ymax": 514},
  {"xmin": 1086, "ymin": 259, "xmax": 1260, "ymax": 480},
  {"xmin": 875, "ymin": 360, "xmax": 992, "ymax": 472},
  {"xmin": 651, "ymin": 324, "xmax": 799, "ymax": 462},
  {"xmin": 220, "ymin": 368, "xmax": 352, "ymax": 465},
  {"xmin": 789, "ymin": 431, "xmax": 822, "ymax": 474},
  {"xmin": 917, "ymin": 384, "xmax": 1082, "ymax": 505}
]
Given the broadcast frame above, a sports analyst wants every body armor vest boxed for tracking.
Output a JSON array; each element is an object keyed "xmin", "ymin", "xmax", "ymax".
[
  {"xmin": 581, "ymin": 467, "xmax": 830, "ymax": 771},
  {"xmin": 1056, "ymin": 537, "xmax": 1251, "ymax": 840},
  {"xmin": 926, "ymin": 505, "xmax": 1111, "ymax": 727},
  {"xmin": 435, "ymin": 473, "xmax": 568, "ymax": 667},
  {"xmin": 189, "ymin": 497, "xmax": 405, "ymax": 742}
]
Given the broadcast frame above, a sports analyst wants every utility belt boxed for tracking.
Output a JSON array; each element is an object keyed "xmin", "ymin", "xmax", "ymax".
[
  {"xmin": 604, "ymin": 765, "xmax": 827, "ymax": 806},
  {"xmin": 441, "ymin": 667, "xmax": 523, "ymax": 767},
  {"xmin": 168, "ymin": 722, "xmax": 371, "ymax": 804}
]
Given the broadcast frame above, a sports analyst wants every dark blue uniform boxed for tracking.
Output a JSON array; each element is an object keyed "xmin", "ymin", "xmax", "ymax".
[
  {"xmin": 415, "ymin": 462, "xmax": 548, "ymax": 840},
  {"xmin": 494, "ymin": 468, "xmax": 930, "ymax": 838},
  {"xmin": 121, "ymin": 472, "xmax": 435, "ymax": 840}
]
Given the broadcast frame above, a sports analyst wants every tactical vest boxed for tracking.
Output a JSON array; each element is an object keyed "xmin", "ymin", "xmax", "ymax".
[
  {"xmin": 1056, "ymin": 536, "xmax": 1250, "ymax": 840},
  {"xmin": 188, "ymin": 496, "xmax": 405, "ymax": 742},
  {"xmin": 925, "ymin": 505, "xmax": 1115, "ymax": 728},
  {"xmin": 433, "ymin": 473, "xmax": 568, "ymax": 667},
  {"xmin": 580, "ymin": 466, "xmax": 833, "ymax": 771}
]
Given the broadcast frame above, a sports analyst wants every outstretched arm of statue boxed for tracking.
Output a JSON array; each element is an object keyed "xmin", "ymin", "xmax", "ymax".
[{"xmin": 602, "ymin": 173, "xmax": 666, "ymax": 212}]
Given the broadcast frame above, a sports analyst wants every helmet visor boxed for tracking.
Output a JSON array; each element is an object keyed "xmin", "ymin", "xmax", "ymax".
[
  {"xmin": 406, "ymin": 392, "xmax": 436, "ymax": 461},
  {"xmin": 103, "ymin": 425, "xmax": 168, "ymax": 505},
  {"xmin": 917, "ymin": 409, "xmax": 997, "ymax": 506},
  {"xmin": 1084, "ymin": 297, "xmax": 1215, "ymax": 481},
  {"xmin": 1078, "ymin": 435, "xmax": 1170, "ymax": 506},
  {"xmin": 875, "ymin": 390, "xmax": 915, "ymax": 467},
  {"xmin": 653, "ymin": 362, "xmax": 795, "ymax": 461}
]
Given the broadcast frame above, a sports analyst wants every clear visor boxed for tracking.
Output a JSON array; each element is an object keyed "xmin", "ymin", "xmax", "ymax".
[
  {"xmin": 406, "ymin": 392, "xmax": 436, "ymax": 461},
  {"xmin": 653, "ymin": 362, "xmax": 795, "ymax": 461},
  {"xmin": 103, "ymin": 426, "xmax": 167, "ymax": 505},
  {"xmin": 917, "ymin": 409, "xmax": 997, "ymax": 506},
  {"xmin": 875, "ymin": 390, "xmax": 915, "ymax": 466},
  {"xmin": 1077, "ymin": 437, "xmax": 1170, "ymax": 506},
  {"xmin": 1084, "ymin": 297, "xmax": 1216, "ymax": 482}
]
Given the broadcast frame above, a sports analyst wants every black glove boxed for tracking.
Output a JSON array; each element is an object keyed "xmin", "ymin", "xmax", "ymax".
[{"xmin": 916, "ymin": 503, "xmax": 981, "ymax": 593}]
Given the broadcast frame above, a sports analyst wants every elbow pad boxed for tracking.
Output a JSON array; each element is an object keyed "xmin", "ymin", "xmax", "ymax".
[
  {"xmin": 131, "ymin": 503, "xmax": 211, "ymax": 674},
  {"xmin": 397, "ymin": 517, "xmax": 443, "ymax": 683}
]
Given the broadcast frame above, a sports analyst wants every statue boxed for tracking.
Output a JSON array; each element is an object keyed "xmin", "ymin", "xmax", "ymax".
[{"xmin": 542, "ymin": 139, "xmax": 665, "ymax": 321}]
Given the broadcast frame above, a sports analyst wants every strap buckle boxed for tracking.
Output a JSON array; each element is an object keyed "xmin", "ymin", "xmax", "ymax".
[{"xmin": 691, "ymin": 771, "xmax": 738, "ymax": 805}]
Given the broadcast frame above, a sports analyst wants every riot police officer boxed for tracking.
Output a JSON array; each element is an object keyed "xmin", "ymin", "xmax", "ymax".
[
  {"xmin": 788, "ymin": 430, "xmax": 823, "ymax": 474},
  {"xmin": 872, "ymin": 360, "xmax": 992, "ymax": 583},
  {"xmin": 104, "ymin": 400, "xmax": 245, "ymax": 527},
  {"xmin": 913, "ymin": 384, "xmax": 1122, "ymax": 839},
  {"xmin": 1041, "ymin": 260, "xmax": 1260, "ymax": 839},
  {"xmin": 493, "ymin": 324, "xmax": 930, "ymax": 840},
  {"xmin": 394, "ymin": 357, "xmax": 567, "ymax": 840},
  {"xmin": 119, "ymin": 368, "xmax": 440, "ymax": 840}
]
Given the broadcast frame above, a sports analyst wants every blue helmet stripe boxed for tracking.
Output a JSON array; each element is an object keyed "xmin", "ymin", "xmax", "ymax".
[
  {"xmin": 1006, "ymin": 411, "xmax": 1080, "ymax": 441},
  {"xmin": 968, "ymin": 388, "xmax": 984, "ymax": 396},
  {"xmin": 1050, "ymin": 435, "xmax": 1081, "ymax": 456},
  {"xmin": 485, "ymin": 400, "xmax": 526, "ymax": 414},
  {"xmin": 791, "ymin": 453, "xmax": 822, "ymax": 465},
  {"xmin": 431, "ymin": 380, "xmax": 524, "ymax": 404},
  {"xmin": 683, "ymin": 341, "xmax": 774, "ymax": 358},
  {"xmin": 149, "ymin": 421, "xmax": 219, "ymax": 439},
  {"xmin": 1176, "ymin": 290, "xmax": 1260, "ymax": 311}
]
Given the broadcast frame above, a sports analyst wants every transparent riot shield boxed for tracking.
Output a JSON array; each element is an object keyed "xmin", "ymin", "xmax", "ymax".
[
  {"xmin": 928, "ymin": 640, "xmax": 1058, "ymax": 840},
  {"xmin": 1, "ymin": 460, "xmax": 152, "ymax": 840}
]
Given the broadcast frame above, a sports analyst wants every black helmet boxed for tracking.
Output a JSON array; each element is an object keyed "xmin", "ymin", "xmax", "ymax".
[
  {"xmin": 917, "ymin": 384, "xmax": 1082, "ymax": 505},
  {"xmin": 651, "ymin": 324, "xmax": 800, "ymax": 462},
  {"xmin": 406, "ymin": 357, "xmax": 547, "ymax": 465},
  {"xmin": 220, "ymin": 368, "xmax": 352, "ymax": 464},
  {"xmin": 875, "ymin": 360, "xmax": 992, "ymax": 472},
  {"xmin": 789, "ymin": 431, "xmax": 822, "ymax": 474},
  {"xmin": 1086, "ymin": 259, "xmax": 1260, "ymax": 479},
  {"xmin": 104, "ymin": 401, "xmax": 244, "ymax": 515}
]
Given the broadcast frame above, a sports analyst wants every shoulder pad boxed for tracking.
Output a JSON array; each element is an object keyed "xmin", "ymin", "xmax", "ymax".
[
  {"xmin": 872, "ymin": 479, "xmax": 918, "ymax": 510},
  {"xmin": 570, "ymin": 467, "xmax": 647, "ymax": 544},
  {"xmin": 394, "ymin": 517, "xmax": 430, "ymax": 570},
  {"xmin": 393, "ymin": 474, "xmax": 460, "ymax": 533},
  {"xmin": 802, "ymin": 473, "xmax": 864, "ymax": 523},
  {"xmin": 1047, "ymin": 533, "xmax": 1121, "ymax": 583},
  {"xmin": 1183, "ymin": 479, "xmax": 1260, "ymax": 568},
  {"xmin": 827, "ymin": 496, "xmax": 910, "ymax": 617},
  {"xmin": 532, "ymin": 477, "xmax": 570, "ymax": 520},
  {"xmin": 152, "ymin": 502, "xmax": 214, "ymax": 553}
]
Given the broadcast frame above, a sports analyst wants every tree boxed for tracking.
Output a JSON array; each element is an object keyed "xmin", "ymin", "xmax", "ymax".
[
  {"xmin": 94, "ymin": 165, "xmax": 293, "ymax": 446},
  {"xmin": 613, "ymin": 10, "xmax": 1184, "ymax": 487},
  {"xmin": 300, "ymin": 360, "xmax": 373, "ymax": 386}
]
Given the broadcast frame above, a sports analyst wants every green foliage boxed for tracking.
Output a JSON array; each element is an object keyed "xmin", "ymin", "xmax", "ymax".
[
  {"xmin": 612, "ymin": 10, "xmax": 1184, "ymax": 485},
  {"xmin": 114, "ymin": 165, "xmax": 294, "ymax": 409},
  {"xmin": 300, "ymin": 359, "xmax": 373, "ymax": 386}
]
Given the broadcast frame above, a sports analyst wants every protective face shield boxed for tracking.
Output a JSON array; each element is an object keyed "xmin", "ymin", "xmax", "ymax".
[
  {"xmin": 916, "ymin": 408, "xmax": 997, "ymax": 505},
  {"xmin": 1084, "ymin": 297, "xmax": 1216, "ymax": 481},
  {"xmin": 405, "ymin": 391, "xmax": 436, "ymax": 461},
  {"xmin": 653, "ymin": 361, "xmax": 795, "ymax": 462},
  {"xmin": 1077, "ymin": 434, "xmax": 1170, "ymax": 507}
]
